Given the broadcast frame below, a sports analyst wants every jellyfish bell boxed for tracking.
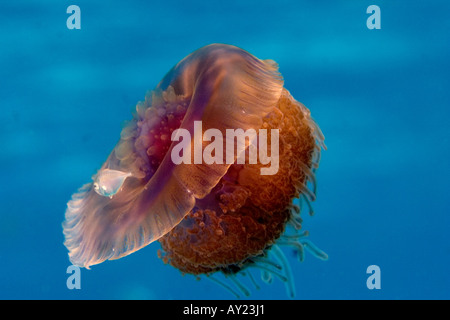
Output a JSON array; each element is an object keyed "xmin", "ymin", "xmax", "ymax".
[{"xmin": 63, "ymin": 43, "xmax": 327, "ymax": 296}]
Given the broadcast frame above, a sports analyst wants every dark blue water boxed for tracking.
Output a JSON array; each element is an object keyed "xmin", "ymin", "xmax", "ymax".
[{"xmin": 1, "ymin": 0, "xmax": 449, "ymax": 299}]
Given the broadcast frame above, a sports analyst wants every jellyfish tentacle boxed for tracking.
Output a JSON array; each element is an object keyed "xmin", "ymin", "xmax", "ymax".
[
  {"xmin": 276, "ymin": 238, "xmax": 306, "ymax": 262},
  {"xmin": 241, "ymin": 271, "xmax": 260, "ymax": 290},
  {"xmin": 280, "ymin": 230, "xmax": 309, "ymax": 240},
  {"xmin": 207, "ymin": 274, "xmax": 241, "ymax": 299},
  {"xmin": 301, "ymin": 239, "xmax": 329, "ymax": 261},
  {"xmin": 309, "ymin": 117, "xmax": 327, "ymax": 150},
  {"xmin": 250, "ymin": 257, "xmax": 282, "ymax": 270},
  {"xmin": 311, "ymin": 145, "xmax": 322, "ymax": 170},
  {"xmin": 299, "ymin": 161, "xmax": 317, "ymax": 196},
  {"xmin": 271, "ymin": 245, "xmax": 296, "ymax": 298},
  {"xmin": 277, "ymin": 232, "xmax": 328, "ymax": 262},
  {"xmin": 288, "ymin": 204, "xmax": 303, "ymax": 230},
  {"xmin": 227, "ymin": 273, "xmax": 251, "ymax": 297},
  {"xmin": 247, "ymin": 258, "xmax": 288, "ymax": 283},
  {"xmin": 261, "ymin": 270, "xmax": 273, "ymax": 284},
  {"xmin": 300, "ymin": 193, "xmax": 315, "ymax": 216},
  {"xmin": 251, "ymin": 264, "xmax": 288, "ymax": 283},
  {"xmin": 299, "ymin": 183, "xmax": 316, "ymax": 202},
  {"xmin": 287, "ymin": 216, "xmax": 302, "ymax": 230}
]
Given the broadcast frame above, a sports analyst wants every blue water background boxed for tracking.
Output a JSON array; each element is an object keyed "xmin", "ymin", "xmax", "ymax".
[{"xmin": 0, "ymin": 0, "xmax": 449, "ymax": 299}]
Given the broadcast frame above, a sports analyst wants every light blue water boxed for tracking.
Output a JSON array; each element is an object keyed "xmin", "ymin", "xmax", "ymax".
[{"xmin": 1, "ymin": 0, "xmax": 449, "ymax": 299}]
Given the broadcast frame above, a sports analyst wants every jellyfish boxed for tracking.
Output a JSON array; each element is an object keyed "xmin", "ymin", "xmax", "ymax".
[{"xmin": 63, "ymin": 43, "xmax": 327, "ymax": 298}]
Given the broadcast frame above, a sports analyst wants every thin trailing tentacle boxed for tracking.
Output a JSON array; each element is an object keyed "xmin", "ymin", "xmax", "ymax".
[
  {"xmin": 280, "ymin": 230, "xmax": 309, "ymax": 240},
  {"xmin": 288, "ymin": 203, "xmax": 303, "ymax": 229},
  {"xmin": 299, "ymin": 184, "xmax": 316, "ymax": 202},
  {"xmin": 207, "ymin": 274, "xmax": 241, "ymax": 299},
  {"xmin": 311, "ymin": 145, "xmax": 322, "ymax": 170},
  {"xmin": 250, "ymin": 257, "xmax": 282, "ymax": 270},
  {"xmin": 290, "ymin": 203, "xmax": 301, "ymax": 215},
  {"xmin": 261, "ymin": 270, "xmax": 273, "ymax": 284},
  {"xmin": 299, "ymin": 161, "xmax": 317, "ymax": 196},
  {"xmin": 287, "ymin": 216, "xmax": 302, "ymax": 230},
  {"xmin": 300, "ymin": 193, "xmax": 315, "ymax": 216},
  {"xmin": 308, "ymin": 116, "xmax": 326, "ymax": 150},
  {"xmin": 301, "ymin": 239, "xmax": 329, "ymax": 261},
  {"xmin": 277, "ymin": 234, "xmax": 328, "ymax": 262},
  {"xmin": 250, "ymin": 263, "xmax": 288, "ymax": 283},
  {"xmin": 228, "ymin": 274, "xmax": 250, "ymax": 297},
  {"xmin": 276, "ymin": 239, "xmax": 305, "ymax": 262},
  {"xmin": 241, "ymin": 271, "xmax": 260, "ymax": 290},
  {"xmin": 271, "ymin": 245, "xmax": 296, "ymax": 298},
  {"xmin": 278, "ymin": 230, "xmax": 310, "ymax": 262}
]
